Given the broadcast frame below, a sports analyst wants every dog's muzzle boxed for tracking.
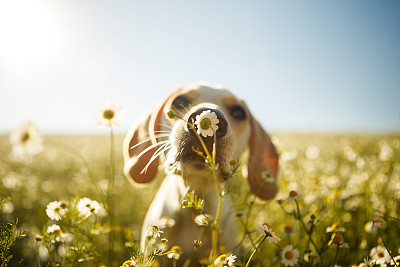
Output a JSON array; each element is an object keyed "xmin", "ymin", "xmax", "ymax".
[{"xmin": 172, "ymin": 107, "xmax": 230, "ymax": 171}]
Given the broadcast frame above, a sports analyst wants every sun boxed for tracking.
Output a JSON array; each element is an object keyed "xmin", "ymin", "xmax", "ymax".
[{"xmin": 0, "ymin": 1, "xmax": 63, "ymax": 74}]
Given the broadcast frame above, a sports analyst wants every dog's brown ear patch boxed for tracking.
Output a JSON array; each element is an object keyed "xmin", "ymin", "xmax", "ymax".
[
  {"xmin": 247, "ymin": 115, "xmax": 279, "ymax": 200},
  {"xmin": 123, "ymin": 102, "xmax": 166, "ymax": 185}
]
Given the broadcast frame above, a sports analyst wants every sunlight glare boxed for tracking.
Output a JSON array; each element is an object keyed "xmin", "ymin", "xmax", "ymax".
[{"xmin": 0, "ymin": 1, "xmax": 64, "ymax": 74}]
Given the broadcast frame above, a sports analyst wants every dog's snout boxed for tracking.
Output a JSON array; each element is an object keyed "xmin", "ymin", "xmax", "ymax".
[{"xmin": 187, "ymin": 107, "xmax": 228, "ymax": 138}]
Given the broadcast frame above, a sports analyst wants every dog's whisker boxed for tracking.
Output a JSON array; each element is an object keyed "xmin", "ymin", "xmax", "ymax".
[
  {"xmin": 149, "ymin": 142, "xmax": 171, "ymax": 162},
  {"xmin": 155, "ymin": 122, "xmax": 172, "ymax": 130},
  {"xmin": 154, "ymin": 130, "xmax": 172, "ymax": 134},
  {"xmin": 130, "ymin": 135, "xmax": 170, "ymax": 150},
  {"xmin": 135, "ymin": 140, "xmax": 169, "ymax": 159},
  {"xmin": 174, "ymin": 108, "xmax": 188, "ymax": 119},
  {"xmin": 141, "ymin": 143, "xmax": 172, "ymax": 174},
  {"xmin": 153, "ymin": 133, "xmax": 171, "ymax": 139}
]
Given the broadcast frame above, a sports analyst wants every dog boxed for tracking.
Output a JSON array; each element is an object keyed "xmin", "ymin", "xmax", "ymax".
[{"xmin": 123, "ymin": 82, "xmax": 279, "ymax": 264}]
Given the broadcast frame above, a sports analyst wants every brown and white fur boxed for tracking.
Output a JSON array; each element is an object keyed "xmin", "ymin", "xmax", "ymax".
[{"xmin": 123, "ymin": 82, "xmax": 279, "ymax": 262}]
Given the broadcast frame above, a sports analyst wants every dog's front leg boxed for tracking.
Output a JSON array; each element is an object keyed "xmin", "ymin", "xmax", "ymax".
[{"xmin": 140, "ymin": 174, "xmax": 187, "ymax": 249}]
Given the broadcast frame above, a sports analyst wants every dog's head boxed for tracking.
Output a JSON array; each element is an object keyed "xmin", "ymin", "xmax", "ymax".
[{"xmin": 123, "ymin": 83, "xmax": 279, "ymax": 199}]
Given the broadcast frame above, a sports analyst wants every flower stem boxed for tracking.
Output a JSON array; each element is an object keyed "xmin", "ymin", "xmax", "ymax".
[
  {"xmin": 333, "ymin": 244, "xmax": 339, "ymax": 267},
  {"xmin": 294, "ymin": 199, "xmax": 324, "ymax": 266},
  {"xmin": 245, "ymin": 235, "xmax": 267, "ymax": 267},
  {"xmin": 107, "ymin": 126, "xmax": 116, "ymax": 266},
  {"xmin": 35, "ymin": 241, "xmax": 42, "ymax": 267},
  {"xmin": 43, "ymin": 138, "xmax": 106, "ymax": 201},
  {"xmin": 186, "ymin": 121, "xmax": 224, "ymax": 261},
  {"xmin": 211, "ymin": 187, "xmax": 224, "ymax": 260},
  {"xmin": 378, "ymin": 228, "xmax": 399, "ymax": 267}
]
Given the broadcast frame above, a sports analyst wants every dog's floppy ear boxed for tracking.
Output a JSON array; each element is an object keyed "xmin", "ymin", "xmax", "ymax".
[
  {"xmin": 123, "ymin": 101, "xmax": 167, "ymax": 185},
  {"xmin": 247, "ymin": 114, "xmax": 279, "ymax": 200}
]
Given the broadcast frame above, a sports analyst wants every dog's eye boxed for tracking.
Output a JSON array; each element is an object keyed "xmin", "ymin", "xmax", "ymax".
[
  {"xmin": 230, "ymin": 106, "xmax": 246, "ymax": 120},
  {"xmin": 172, "ymin": 96, "xmax": 191, "ymax": 110}
]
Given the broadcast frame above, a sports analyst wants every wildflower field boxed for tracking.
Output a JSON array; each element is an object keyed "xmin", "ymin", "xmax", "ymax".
[{"xmin": 1, "ymin": 130, "xmax": 399, "ymax": 266}]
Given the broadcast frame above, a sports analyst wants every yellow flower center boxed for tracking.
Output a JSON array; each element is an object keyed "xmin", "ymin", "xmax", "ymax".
[
  {"xmin": 377, "ymin": 251, "xmax": 385, "ymax": 258},
  {"xmin": 333, "ymin": 233, "xmax": 344, "ymax": 244},
  {"xmin": 54, "ymin": 207, "xmax": 61, "ymax": 213},
  {"xmin": 284, "ymin": 225, "xmax": 292, "ymax": 232},
  {"xmin": 289, "ymin": 191, "xmax": 298, "ymax": 198},
  {"xmin": 171, "ymin": 246, "xmax": 182, "ymax": 253},
  {"xmin": 200, "ymin": 117, "xmax": 211, "ymax": 130},
  {"xmin": 285, "ymin": 250, "xmax": 294, "ymax": 260},
  {"xmin": 53, "ymin": 229, "xmax": 62, "ymax": 235},
  {"xmin": 331, "ymin": 224, "xmax": 339, "ymax": 230},
  {"xmin": 21, "ymin": 132, "xmax": 30, "ymax": 143},
  {"xmin": 121, "ymin": 260, "xmax": 132, "ymax": 266},
  {"xmin": 218, "ymin": 254, "xmax": 227, "ymax": 261},
  {"xmin": 103, "ymin": 109, "xmax": 115, "ymax": 120}
]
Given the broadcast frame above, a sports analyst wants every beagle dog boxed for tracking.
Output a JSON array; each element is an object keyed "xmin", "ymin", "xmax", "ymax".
[{"xmin": 123, "ymin": 83, "xmax": 279, "ymax": 263}]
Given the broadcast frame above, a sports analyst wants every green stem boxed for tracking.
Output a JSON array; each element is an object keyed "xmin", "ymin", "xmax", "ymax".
[
  {"xmin": 107, "ymin": 126, "xmax": 116, "ymax": 266},
  {"xmin": 186, "ymin": 121, "xmax": 223, "ymax": 261},
  {"xmin": 332, "ymin": 245, "xmax": 339, "ymax": 267},
  {"xmin": 294, "ymin": 199, "xmax": 324, "ymax": 267},
  {"xmin": 245, "ymin": 235, "xmax": 267, "ymax": 267},
  {"xmin": 210, "ymin": 129, "xmax": 225, "ymax": 261},
  {"xmin": 44, "ymin": 138, "xmax": 106, "ymax": 202},
  {"xmin": 35, "ymin": 241, "xmax": 42, "ymax": 267},
  {"xmin": 183, "ymin": 227, "xmax": 205, "ymax": 267},
  {"xmin": 211, "ymin": 189, "xmax": 224, "ymax": 261},
  {"xmin": 387, "ymin": 215, "xmax": 400, "ymax": 222},
  {"xmin": 379, "ymin": 229, "xmax": 398, "ymax": 267}
]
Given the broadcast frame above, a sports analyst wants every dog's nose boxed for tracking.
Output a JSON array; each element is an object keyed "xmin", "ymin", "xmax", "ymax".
[{"xmin": 187, "ymin": 107, "xmax": 228, "ymax": 138}]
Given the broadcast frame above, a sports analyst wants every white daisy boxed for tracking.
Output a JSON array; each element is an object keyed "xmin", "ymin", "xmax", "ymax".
[
  {"xmin": 326, "ymin": 224, "xmax": 346, "ymax": 233},
  {"xmin": 213, "ymin": 254, "xmax": 237, "ymax": 266},
  {"xmin": 261, "ymin": 170, "xmax": 275, "ymax": 183},
  {"xmin": 276, "ymin": 191, "xmax": 303, "ymax": 204},
  {"xmin": 257, "ymin": 224, "xmax": 281, "ymax": 244},
  {"xmin": 121, "ymin": 256, "xmax": 137, "ymax": 267},
  {"xmin": 146, "ymin": 225, "xmax": 163, "ymax": 239},
  {"xmin": 194, "ymin": 214, "xmax": 212, "ymax": 227},
  {"xmin": 390, "ymin": 255, "xmax": 400, "ymax": 266},
  {"xmin": 371, "ymin": 219, "xmax": 387, "ymax": 229},
  {"xmin": 282, "ymin": 225, "xmax": 298, "ymax": 238},
  {"xmin": 194, "ymin": 110, "xmax": 219, "ymax": 137},
  {"xmin": 9, "ymin": 121, "xmax": 43, "ymax": 162},
  {"xmin": 285, "ymin": 191, "xmax": 302, "ymax": 202},
  {"xmin": 364, "ymin": 221, "xmax": 377, "ymax": 234},
  {"xmin": 77, "ymin": 197, "xmax": 103, "ymax": 219},
  {"xmin": 96, "ymin": 101, "xmax": 123, "ymax": 129},
  {"xmin": 281, "ymin": 245, "xmax": 300, "ymax": 266},
  {"xmin": 47, "ymin": 224, "xmax": 62, "ymax": 235},
  {"xmin": 329, "ymin": 233, "xmax": 349, "ymax": 249},
  {"xmin": 370, "ymin": 245, "xmax": 391, "ymax": 265},
  {"xmin": 46, "ymin": 201, "xmax": 68, "ymax": 221},
  {"xmin": 159, "ymin": 216, "xmax": 176, "ymax": 228},
  {"xmin": 167, "ymin": 246, "xmax": 183, "ymax": 260}
]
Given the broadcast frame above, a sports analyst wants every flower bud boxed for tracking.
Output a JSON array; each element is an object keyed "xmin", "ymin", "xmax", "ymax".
[
  {"xmin": 167, "ymin": 111, "xmax": 176, "ymax": 119},
  {"xmin": 193, "ymin": 240, "xmax": 202, "ymax": 248}
]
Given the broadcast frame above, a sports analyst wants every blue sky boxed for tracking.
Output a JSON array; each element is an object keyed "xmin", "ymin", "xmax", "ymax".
[{"xmin": 0, "ymin": 0, "xmax": 399, "ymax": 134}]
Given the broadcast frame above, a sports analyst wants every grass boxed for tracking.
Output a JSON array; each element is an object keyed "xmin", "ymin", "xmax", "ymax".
[{"xmin": 0, "ymin": 133, "xmax": 399, "ymax": 266}]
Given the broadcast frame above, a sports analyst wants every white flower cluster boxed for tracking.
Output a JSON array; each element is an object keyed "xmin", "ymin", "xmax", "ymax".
[
  {"xmin": 45, "ymin": 198, "xmax": 104, "ymax": 221},
  {"xmin": 76, "ymin": 197, "xmax": 103, "ymax": 219}
]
